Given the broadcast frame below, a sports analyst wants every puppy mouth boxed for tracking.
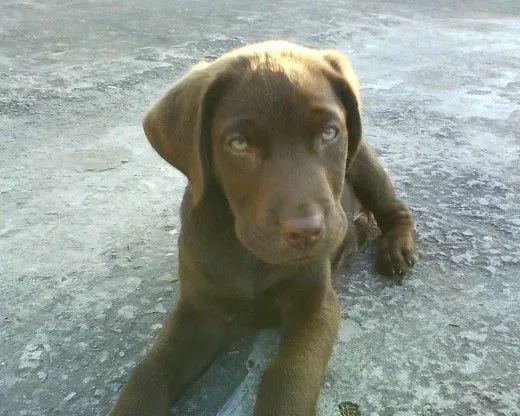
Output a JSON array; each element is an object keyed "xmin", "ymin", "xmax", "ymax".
[
  {"xmin": 264, "ymin": 249, "xmax": 319, "ymax": 265},
  {"xmin": 255, "ymin": 249, "xmax": 322, "ymax": 266},
  {"xmin": 280, "ymin": 253, "xmax": 320, "ymax": 266},
  {"xmin": 236, "ymin": 225, "xmax": 339, "ymax": 266}
]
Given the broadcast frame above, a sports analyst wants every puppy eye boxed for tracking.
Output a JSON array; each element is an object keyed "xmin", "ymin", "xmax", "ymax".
[
  {"xmin": 227, "ymin": 135, "xmax": 249, "ymax": 153},
  {"xmin": 321, "ymin": 125, "xmax": 339, "ymax": 144}
]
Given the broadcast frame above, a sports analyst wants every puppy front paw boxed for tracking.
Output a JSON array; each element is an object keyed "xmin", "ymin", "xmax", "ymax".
[{"xmin": 375, "ymin": 228, "xmax": 419, "ymax": 278}]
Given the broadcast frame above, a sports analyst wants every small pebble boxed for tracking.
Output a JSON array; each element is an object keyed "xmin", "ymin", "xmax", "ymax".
[
  {"xmin": 63, "ymin": 392, "xmax": 76, "ymax": 402},
  {"xmin": 150, "ymin": 323, "xmax": 163, "ymax": 331}
]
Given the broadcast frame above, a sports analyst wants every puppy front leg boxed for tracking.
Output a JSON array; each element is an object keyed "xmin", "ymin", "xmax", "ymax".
[
  {"xmin": 253, "ymin": 285, "xmax": 341, "ymax": 416},
  {"xmin": 110, "ymin": 300, "xmax": 227, "ymax": 416},
  {"xmin": 349, "ymin": 141, "xmax": 419, "ymax": 276}
]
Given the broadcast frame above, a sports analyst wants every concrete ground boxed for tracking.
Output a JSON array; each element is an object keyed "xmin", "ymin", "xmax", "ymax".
[{"xmin": 1, "ymin": 1, "xmax": 519, "ymax": 415}]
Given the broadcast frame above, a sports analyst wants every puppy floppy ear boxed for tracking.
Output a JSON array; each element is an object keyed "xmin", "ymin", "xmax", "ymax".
[
  {"xmin": 142, "ymin": 62, "xmax": 223, "ymax": 205},
  {"xmin": 320, "ymin": 50, "xmax": 363, "ymax": 171}
]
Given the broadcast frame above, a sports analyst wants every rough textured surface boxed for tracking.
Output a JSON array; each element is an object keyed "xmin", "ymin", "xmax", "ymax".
[{"xmin": 1, "ymin": 1, "xmax": 519, "ymax": 415}]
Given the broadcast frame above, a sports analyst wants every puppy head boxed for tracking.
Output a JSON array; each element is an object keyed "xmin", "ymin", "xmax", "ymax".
[{"xmin": 143, "ymin": 41, "xmax": 362, "ymax": 265}]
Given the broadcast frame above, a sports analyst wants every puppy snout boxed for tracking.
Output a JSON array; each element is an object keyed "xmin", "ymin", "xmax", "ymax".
[{"xmin": 281, "ymin": 216, "xmax": 324, "ymax": 250}]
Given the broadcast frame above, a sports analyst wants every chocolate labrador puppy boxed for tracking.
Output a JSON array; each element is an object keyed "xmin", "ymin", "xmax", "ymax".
[{"xmin": 110, "ymin": 41, "xmax": 418, "ymax": 416}]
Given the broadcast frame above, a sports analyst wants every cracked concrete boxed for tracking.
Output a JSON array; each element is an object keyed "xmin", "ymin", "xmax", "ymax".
[{"xmin": 1, "ymin": 1, "xmax": 519, "ymax": 415}]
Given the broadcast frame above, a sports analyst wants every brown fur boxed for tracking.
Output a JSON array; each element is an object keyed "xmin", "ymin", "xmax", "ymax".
[{"xmin": 110, "ymin": 41, "xmax": 418, "ymax": 416}]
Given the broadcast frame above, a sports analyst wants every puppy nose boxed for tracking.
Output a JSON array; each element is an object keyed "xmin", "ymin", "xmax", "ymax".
[{"xmin": 281, "ymin": 216, "xmax": 323, "ymax": 250}]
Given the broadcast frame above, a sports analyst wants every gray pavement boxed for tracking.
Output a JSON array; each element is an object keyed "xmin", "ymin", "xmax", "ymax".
[{"xmin": 1, "ymin": 1, "xmax": 519, "ymax": 415}]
